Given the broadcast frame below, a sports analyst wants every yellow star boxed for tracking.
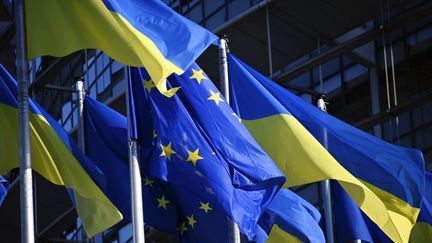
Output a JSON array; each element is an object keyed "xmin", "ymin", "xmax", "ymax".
[
  {"xmin": 177, "ymin": 222, "xmax": 188, "ymax": 235},
  {"xmin": 199, "ymin": 202, "xmax": 213, "ymax": 213},
  {"xmin": 144, "ymin": 79, "xmax": 155, "ymax": 93},
  {"xmin": 189, "ymin": 68, "xmax": 207, "ymax": 84},
  {"xmin": 153, "ymin": 130, "xmax": 157, "ymax": 139},
  {"xmin": 186, "ymin": 148, "xmax": 203, "ymax": 167},
  {"xmin": 187, "ymin": 214, "xmax": 197, "ymax": 229},
  {"xmin": 207, "ymin": 90, "xmax": 224, "ymax": 106},
  {"xmin": 144, "ymin": 176, "xmax": 154, "ymax": 187},
  {"xmin": 157, "ymin": 195, "xmax": 170, "ymax": 210},
  {"xmin": 160, "ymin": 142, "xmax": 176, "ymax": 160}
]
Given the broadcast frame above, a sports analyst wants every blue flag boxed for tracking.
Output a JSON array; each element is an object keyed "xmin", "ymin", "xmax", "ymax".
[
  {"xmin": 0, "ymin": 175, "xmax": 8, "ymax": 205},
  {"xmin": 128, "ymin": 64, "xmax": 285, "ymax": 238},
  {"xmin": 84, "ymin": 96, "xmax": 235, "ymax": 242},
  {"xmin": 253, "ymin": 189, "xmax": 325, "ymax": 243},
  {"xmin": 85, "ymin": 93, "xmax": 323, "ymax": 243},
  {"xmin": 332, "ymin": 181, "xmax": 376, "ymax": 242}
]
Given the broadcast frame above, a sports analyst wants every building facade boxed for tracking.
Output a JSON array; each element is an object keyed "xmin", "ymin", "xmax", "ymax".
[{"xmin": 0, "ymin": 0, "xmax": 431, "ymax": 242}]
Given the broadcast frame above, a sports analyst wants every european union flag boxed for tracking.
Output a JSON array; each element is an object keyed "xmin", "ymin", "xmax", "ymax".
[
  {"xmin": 85, "ymin": 94, "xmax": 324, "ymax": 242},
  {"xmin": 128, "ymin": 64, "xmax": 285, "ymax": 238},
  {"xmin": 0, "ymin": 175, "xmax": 8, "ymax": 205},
  {"xmin": 84, "ymin": 96, "xmax": 235, "ymax": 242}
]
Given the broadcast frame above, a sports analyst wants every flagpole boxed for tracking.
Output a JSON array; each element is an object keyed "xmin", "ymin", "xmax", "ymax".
[
  {"xmin": 219, "ymin": 36, "xmax": 240, "ymax": 243},
  {"xmin": 317, "ymin": 97, "xmax": 335, "ymax": 243},
  {"xmin": 15, "ymin": 0, "xmax": 35, "ymax": 242},
  {"xmin": 125, "ymin": 67, "xmax": 146, "ymax": 243},
  {"xmin": 74, "ymin": 77, "xmax": 85, "ymax": 152}
]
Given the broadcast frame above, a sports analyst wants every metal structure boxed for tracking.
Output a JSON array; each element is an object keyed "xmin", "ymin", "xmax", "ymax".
[
  {"xmin": 15, "ymin": 0, "xmax": 35, "ymax": 242},
  {"xmin": 125, "ymin": 67, "xmax": 146, "ymax": 243},
  {"xmin": 218, "ymin": 37, "xmax": 241, "ymax": 243}
]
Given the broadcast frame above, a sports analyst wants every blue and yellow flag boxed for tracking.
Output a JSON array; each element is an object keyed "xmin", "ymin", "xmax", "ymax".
[
  {"xmin": 0, "ymin": 64, "xmax": 122, "ymax": 237},
  {"xmin": 0, "ymin": 175, "xmax": 8, "ymax": 205},
  {"xmin": 128, "ymin": 64, "xmax": 285, "ymax": 238},
  {"xmin": 25, "ymin": 0, "xmax": 217, "ymax": 96},
  {"xmin": 253, "ymin": 189, "xmax": 325, "ymax": 243},
  {"xmin": 333, "ymin": 172, "xmax": 432, "ymax": 243},
  {"xmin": 332, "ymin": 181, "xmax": 376, "ymax": 242},
  {"xmin": 228, "ymin": 54, "xmax": 425, "ymax": 243}
]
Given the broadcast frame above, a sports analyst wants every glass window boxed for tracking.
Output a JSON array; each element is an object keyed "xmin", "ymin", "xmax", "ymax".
[
  {"xmin": 399, "ymin": 135, "xmax": 412, "ymax": 147},
  {"xmin": 118, "ymin": 223, "xmax": 132, "ymax": 243},
  {"xmin": 186, "ymin": 3, "xmax": 203, "ymax": 23},
  {"xmin": 287, "ymin": 72, "xmax": 311, "ymax": 88},
  {"xmin": 423, "ymin": 102, "xmax": 432, "ymax": 123},
  {"xmin": 205, "ymin": 8, "xmax": 225, "ymax": 30},
  {"xmin": 397, "ymin": 112, "xmax": 410, "ymax": 135},
  {"xmin": 204, "ymin": 0, "xmax": 224, "ymax": 16},
  {"xmin": 412, "ymin": 107, "xmax": 422, "ymax": 128},
  {"xmin": 424, "ymin": 125, "xmax": 432, "ymax": 148},
  {"xmin": 90, "ymin": 83, "xmax": 97, "ymax": 99},
  {"xmin": 417, "ymin": 25, "xmax": 432, "ymax": 43},
  {"xmin": 228, "ymin": 0, "xmax": 250, "ymax": 20},
  {"xmin": 415, "ymin": 131, "xmax": 424, "ymax": 149},
  {"xmin": 322, "ymin": 58, "xmax": 340, "ymax": 77},
  {"xmin": 315, "ymin": 74, "xmax": 341, "ymax": 94},
  {"xmin": 343, "ymin": 64, "xmax": 367, "ymax": 82},
  {"xmin": 112, "ymin": 61, "xmax": 123, "ymax": 74}
]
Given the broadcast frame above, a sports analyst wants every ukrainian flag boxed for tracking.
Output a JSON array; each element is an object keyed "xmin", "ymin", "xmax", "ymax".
[
  {"xmin": 228, "ymin": 54, "xmax": 425, "ymax": 243},
  {"xmin": 0, "ymin": 65, "xmax": 122, "ymax": 237},
  {"xmin": 25, "ymin": 0, "xmax": 217, "ymax": 96}
]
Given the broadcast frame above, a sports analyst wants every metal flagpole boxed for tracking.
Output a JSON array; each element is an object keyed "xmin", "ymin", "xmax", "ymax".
[
  {"xmin": 74, "ymin": 77, "xmax": 85, "ymax": 152},
  {"xmin": 219, "ymin": 36, "xmax": 240, "ymax": 243},
  {"xmin": 317, "ymin": 97, "xmax": 335, "ymax": 243},
  {"xmin": 125, "ymin": 67, "xmax": 146, "ymax": 243},
  {"xmin": 15, "ymin": 0, "xmax": 35, "ymax": 242}
]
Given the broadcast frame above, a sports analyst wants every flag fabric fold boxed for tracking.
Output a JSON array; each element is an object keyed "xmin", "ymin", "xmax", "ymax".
[
  {"xmin": 332, "ymin": 181, "xmax": 375, "ymax": 242},
  {"xmin": 253, "ymin": 189, "xmax": 325, "ymax": 243},
  {"xmin": 25, "ymin": 0, "xmax": 217, "ymax": 96},
  {"xmin": 84, "ymin": 96, "xmax": 237, "ymax": 242},
  {"xmin": 128, "ymin": 64, "xmax": 285, "ymax": 238},
  {"xmin": 0, "ymin": 175, "xmax": 8, "ymax": 205},
  {"xmin": 227, "ymin": 54, "xmax": 425, "ymax": 243},
  {"xmin": 410, "ymin": 172, "xmax": 432, "ymax": 242},
  {"xmin": 85, "ymin": 96, "xmax": 323, "ymax": 242},
  {"xmin": 0, "ymin": 64, "xmax": 122, "ymax": 237}
]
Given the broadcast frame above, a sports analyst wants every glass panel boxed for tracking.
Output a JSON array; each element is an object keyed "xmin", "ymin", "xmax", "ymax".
[
  {"xmin": 424, "ymin": 125, "xmax": 432, "ymax": 148},
  {"xmin": 322, "ymin": 58, "xmax": 340, "ymax": 77},
  {"xmin": 287, "ymin": 72, "xmax": 311, "ymax": 88},
  {"xmin": 412, "ymin": 107, "xmax": 422, "ymax": 128},
  {"xmin": 423, "ymin": 102, "xmax": 432, "ymax": 123},
  {"xmin": 186, "ymin": 3, "xmax": 203, "ymax": 23},
  {"xmin": 204, "ymin": 0, "xmax": 224, "ymax": 16},
  {"xmin": 228, "ymin": 0, "xmax": 250, "ymax": 20},
  {"xmin": 417, "ymin": 25, "xmax": 432, "ymax": 43},
  {"xmin": 205, "ymin": 8, "xmax": 225, "ymax": 30},
  {"xmin": 344, "ymin": 64, "xmax": 367, "ymax": 82},
  {"xmin": 398, "ymin": 112, "xmax": 410, "ymax": 135}
]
